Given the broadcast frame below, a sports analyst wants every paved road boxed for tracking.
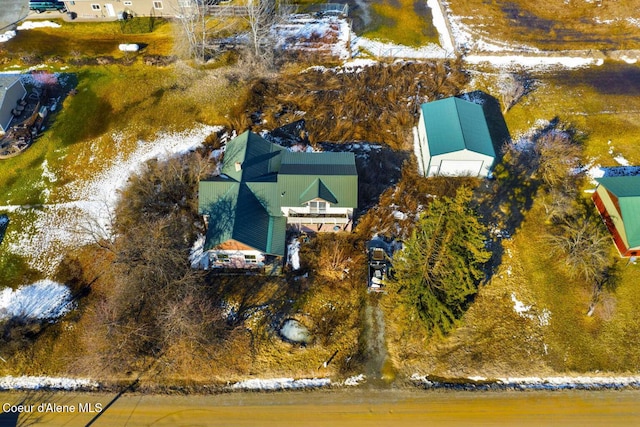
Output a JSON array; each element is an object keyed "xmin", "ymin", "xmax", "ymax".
[{"xmin": 0, "ymin": 0, "xmax": 29, "ymax": 31}]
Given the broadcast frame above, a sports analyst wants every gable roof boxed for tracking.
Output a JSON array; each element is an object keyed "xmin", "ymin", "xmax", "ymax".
[
  {"xmin": 199, "ymin": 132, "xmax": 358, "ymax": 256},
  {"xmin": 300, "ymin": 178, "xmax": 339, "ymax": 204},
  {"xmin": 596, "ymin": 176, "xmax": 640, "ymax": 248},
  {"xmin": 278, "ymin": 151, "xmax": 357, "ymax": 208},
  {"xmin": 198, "ymin": 180, "xmax": 286, "ymax": 256},
  {"xmin": 221, "ymin": 131, "xmax": 285, "ymax": 182},
  {"xmin": 420, "ymin": 97, "xmax": 496, "ymax": 158}
]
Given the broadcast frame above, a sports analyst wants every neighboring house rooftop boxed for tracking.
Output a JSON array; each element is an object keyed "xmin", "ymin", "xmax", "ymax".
[
  {"xmin": 420, "ymin": 97, "xmax": 495, "ymax": 158},
  {"xmin": 0, "ymin": 75, "xmax": 22, "ymax": 95},
  {"xmin": 595, "ymin": 176, "xmax": 640, "ymax": 250},
  {"xmin": 0, "ymin": 75, "xmax": 27, "ymax": 131}
]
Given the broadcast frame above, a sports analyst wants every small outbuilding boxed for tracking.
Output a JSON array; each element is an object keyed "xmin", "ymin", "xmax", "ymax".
[
  {"xmin": 0, "ymin": 75, "xmax": 27, "ymax": 133},
  {"xmin": 414, "ymin": 97, "xmax": 496, "ymax": 178},
  {"xmin": 593, "ymin": 176, "xmax": 640, "ymax": 258}
]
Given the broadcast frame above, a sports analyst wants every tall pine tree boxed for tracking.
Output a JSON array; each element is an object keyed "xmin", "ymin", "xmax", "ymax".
[{"xmin": 391, "ymin": 187, "xmax": 490, "ymax": 335}]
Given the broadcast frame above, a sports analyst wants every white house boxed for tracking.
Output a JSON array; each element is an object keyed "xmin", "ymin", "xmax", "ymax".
[{"xmin": 414, "ymin": 97, "xmax": 496, "ymax": 178}]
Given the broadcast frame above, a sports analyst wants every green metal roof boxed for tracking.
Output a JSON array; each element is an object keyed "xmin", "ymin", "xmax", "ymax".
[
  {"xmin": 596, "ymin": 176, "xmax": 640, "ymax": 248},
  {"xmin": 200, "ymin": 181, "xmax": 286, "ymax": 256},
  {"xmin": 198, "ymin": 132, "xmax": 358, "ymax": 256},
  {"xmin": 420, "ymin": 97, "xmax": 496, "ymax": 158},
  {"xmin": 280, "ymin": 151, "xmax": 358, "ymax": 175},
  {"xmin": 300, "ymin": 178, "xmax": 339, "ymax": 204},
  {"xmin": 221, "ymin": 131, "xmax": 285, "ymax": 181}
]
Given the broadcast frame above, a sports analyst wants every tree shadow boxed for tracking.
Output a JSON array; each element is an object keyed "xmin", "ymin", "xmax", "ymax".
[
  {"xmin": 316, "ymin": 142, "xmax": 411, "ymax": 217},
  {"xmin": 460, "ymin": 92, "xmax": 557, "ymax": 282}
]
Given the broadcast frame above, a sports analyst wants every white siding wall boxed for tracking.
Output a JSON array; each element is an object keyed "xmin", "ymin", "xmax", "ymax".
[
  {"xmin": 282, "ymin": 205, "xmax": 352, "ymax": 216},
  {"xmin": 413, "ymin": 110, "xmax": 432, "ymax": 177},
  {"xmin": 428, "ymin": 150, "xmax": 494, "ymax": 178},
  {"xmin": 207, "ymin": 249, "xmax": 265, "ymax": 268}
]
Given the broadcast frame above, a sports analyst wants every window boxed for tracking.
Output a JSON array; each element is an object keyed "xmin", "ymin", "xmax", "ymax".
[
  {"xmin": 153, "ymin": 1, "xmax": 163, "ymax": 9},
  {"xmin": 217, "ymin": 254, "xmax": 230, "ymax": 263},
  {"xmin": 245, "ymin": 255, "xmax": 257, "ymax": 264},
  {"xmin": 123, "ymin": 1, "xmax": 133, "ymax": 5},
  {"xmin": 91, "ymin": 4, "xmax": 100, "ymax": 10},
  {"xmin": 308, "ymin": 201, "xmax": 327, "ymax": 214}
]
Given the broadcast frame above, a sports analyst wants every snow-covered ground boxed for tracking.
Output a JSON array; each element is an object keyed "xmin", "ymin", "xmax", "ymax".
[
  {"xmin": 0, "ymin": 20, "xmax": 61, "ymax": 44},
  {"xmin": 412, "ymin": 374, "xmax": 640, "ymax": 390},
  {"xmin": 287, "ymin": 239, "xmax": 301, "ymax": 270},
  {"xmin": 2, "ymin": 125, "xmax": 220, "ymax": 276},
  {"xmin": 274, "ymin": 14, "xmax": 351, "ymax": 60},
  {"xmin": 0, "ymin": 280, "xmax": 74, "ymax": 321},
  {"xmin": 229, "ymin": 377, "xmax": 331, "ymax": 391},
  {"xmin": 17, "ymin": 21, "xmax": 61, "ymax": 30},
  {"xmin": 0, "ymin": 376, "xmax": 98, "ymax": 391}
]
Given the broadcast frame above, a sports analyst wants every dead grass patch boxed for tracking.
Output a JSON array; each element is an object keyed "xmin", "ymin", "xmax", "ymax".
[
  {"xmin": 233, "ymin": 60, "xmax": 468, "ymax": 149},
  {"xmin": 365, "ymin": 0, "xmax": 439, "ymax": 47},
  {"xmin": 450, "ymin": 0, "xmax": 640, "ymax": 50}
]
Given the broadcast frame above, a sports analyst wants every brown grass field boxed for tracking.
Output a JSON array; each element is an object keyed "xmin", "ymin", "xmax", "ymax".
[{"xmin": 450, "ymin": 0, "xmax": 640, "ymax": 50}]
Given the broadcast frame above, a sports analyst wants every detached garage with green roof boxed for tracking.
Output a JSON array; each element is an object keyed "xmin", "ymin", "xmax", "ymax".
[{"xmin": 414, "ymin": 97, "xmax": 496, "ymax": 178}]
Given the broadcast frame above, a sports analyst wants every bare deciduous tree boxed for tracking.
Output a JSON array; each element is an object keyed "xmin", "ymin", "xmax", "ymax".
[
  {"xmin": 535, "ymin": 129, "xmax": 583, "ymax": 189},
  {"xmin": 245, "ymin": 0, "xmax": 292, "ymax": 66},
  {"xmin": 174, "ymin": 0, "xmax": 237, "ymax": 62},
  {"xmin": 499, "ymin": 71, "xmax": 535, "ymax": 114}
]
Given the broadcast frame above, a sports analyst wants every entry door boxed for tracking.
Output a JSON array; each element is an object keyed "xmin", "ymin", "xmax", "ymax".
[{"xmin": 105, "ymin": 3, "xmax": 116, "ymax": 17}]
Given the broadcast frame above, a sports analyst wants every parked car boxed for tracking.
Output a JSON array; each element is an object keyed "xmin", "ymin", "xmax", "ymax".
[{"xmin": 29, "ymin": 1, "xmax": 67, "ymax": 13}]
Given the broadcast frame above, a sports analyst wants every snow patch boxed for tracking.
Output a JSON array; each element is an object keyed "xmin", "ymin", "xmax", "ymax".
[
  {"xmin": 2, "ymin": 125, "xmax": 220, "ymax": 276},
  {"xmin": 189, "ymin": 234, "xmax": 208, "ymax": 269},
  {"xmin": 343, "ymin": 374, "xmax": 366, "ymax": 386},
  {"xmin": 412, "ymin": 374, "xmax": 640, "ymax": 390},
  {"xmin": 511, "ymin": 293, "xmax": 531, "ymax": 314},
  {"xmin": 427, "ymin": 0, "xmax": 455, "ymax": 54},
  {"xmin": 287, "ymin": 239, "xmax": 301, "ymax": 270},
  {"xmin": 465, "ymin": 55, "xmax": 596, "ymax": 68},
  {"xmin": 0, "ymin": 30, "xmax": 16, "ymax": 43},
  {"xmin": 614, "ymin": 155, "xmax": 630, "ymax": 166},
  {"xmin": 17, "ymin": 21, "xmax": 61, "ymax": 30},
  {"xmin": 354, "ymin": 37, "xmax": 449, "ymax": 59},
  {"xmin": 511, "ymin": 293, "xmax": 551, "ymax": 327},
  {"xmin": 41, "ymin": 159, "xmax": 58, "ymax": 183},
  {"xmin": 0, "ymin": 376, "xmax": 98, "ymax": 391},
  {"xmin": 586, "ymin": 163, "xmax": 640, "ymax": 183},
  {"xmin": 0, "ymin": 280, "xmax": 74, "ymax": 321},
  {"xmin": 230, "ymin": 377, "xmax": 331, "ymax": 391},
  {"xmin": 273, "ymin": 14, "xmax": 351, "ymax": 60}
]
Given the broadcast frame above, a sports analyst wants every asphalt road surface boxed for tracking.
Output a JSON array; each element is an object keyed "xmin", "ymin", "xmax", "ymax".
[{"xmin": 0, "ymin": 0, "xmax": 29, "ymax": 31}]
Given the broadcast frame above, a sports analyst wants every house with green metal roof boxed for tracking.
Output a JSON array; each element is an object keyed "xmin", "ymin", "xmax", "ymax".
[
  {"xmin": 593, "ymin": 176, "xmax": 640, "ymax": 258},
  {"xmin": 198, "ymin": 131, "xmax": 358, "ymax": 269},
  {"xmin": 414, "ymin": 97, "xmax": 496, "ymax": 178}
]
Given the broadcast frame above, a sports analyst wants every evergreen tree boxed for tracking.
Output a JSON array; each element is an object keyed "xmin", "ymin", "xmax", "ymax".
[{"xmin": 391, "ymin": 187, "xmax": 490, "ymax": 335}]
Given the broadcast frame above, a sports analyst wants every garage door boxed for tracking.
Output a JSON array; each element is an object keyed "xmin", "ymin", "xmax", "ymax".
[{"xmin": 438, "ymin": 160, "xmax": 483, "ymax": 176}]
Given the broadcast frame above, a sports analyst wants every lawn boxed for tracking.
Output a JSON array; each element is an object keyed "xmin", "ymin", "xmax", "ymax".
[
  {"xmin": 449, "ymin": 0, "xmax": 640, "ymax": 51},
  {"xmin": 362, "ymin": 0, "xmax": 439, "ymax": 47},
  {"xmin": 1, "ymin": 17, "xmax": 174, "ymax": 64},
  {"xmin": 382, "ymin": 63, "xmax": 640, "ymax": 378}
]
